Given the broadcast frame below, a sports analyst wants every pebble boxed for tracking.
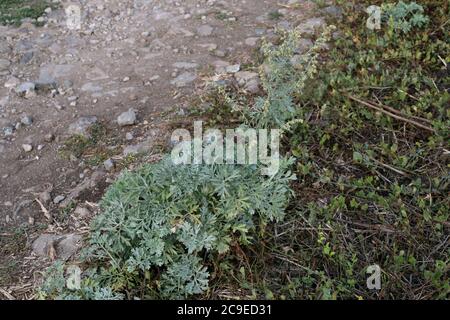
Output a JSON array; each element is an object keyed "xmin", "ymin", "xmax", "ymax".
[
  {"xmin": 44, "ymin": 133, "xmax": 54, "ymax": 142},
  {"xmin": 53, "ymin": 195, "xmax": 65, "ymax": 204},
  {"xmin": 21, "ymin": 115, "xmax": 33, "ymax": 126},
  {"xmin": 103, "ymin": 159, "xmax": 114, "ymax": 171},
  {"xmin": 170, "ymin": 72, "xmax": 197, "ymax": 87},
  {"xmin": 117, "ymin": 109, "xmax": 137, "ymax": 126},
  {"xmin": 74, "ymin": 206, "xmax": 90, "ymax": 217},
  {"xmin": 32, "ymin": 233, "xmax": 82, "ymax": 260},
  {"xmin": 125, "ymin": 132, "xmax": 134, "ymax": 140},
  {"xmin": 68, "ymin": 116, "xmax": 98, "ymax": 137},
  {"xmin": 39, "ymin": 191, "xmax": 52, "ymax": 204},
  {"xmin": 212, "ymin": 49, "xmax": 226, "ymax": 57},
  {"xmin": 22, "ymin": 144, "xmax": 33, "ymax": 152},
  {"xmin": 226, "ymin": 64, "xmax": 241, "ymax": 74},
  {"xmin": 245, "ymin": 37, "xmax": 259, "ymax": 46},
  {"xmin": 197, "ymin": 25, "xmax": 213, "ymax": 37},
  {"xmin": 16, "ymin": 82, "xmax": 36, "ymax": 95}
]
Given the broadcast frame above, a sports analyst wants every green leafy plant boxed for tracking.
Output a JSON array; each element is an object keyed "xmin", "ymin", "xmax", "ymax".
[
  {"xmin": 0, "ymin": 0, "xmax": 54, "ymax": 26},
  {"xmin": 241, "ymin": 25, "xmax": 334, "ymax": 128},
  {"xmin": 41, "ymin": 157, "xmax": 295, "ymax": 299},
  {"xmin": 382, "ymin": 1, "xmax": 429, "ymax": 33}
]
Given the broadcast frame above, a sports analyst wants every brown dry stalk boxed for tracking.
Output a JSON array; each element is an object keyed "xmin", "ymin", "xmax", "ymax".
[
  {"xmin": 373, "ymin": 95, "xmax": 434, "ymax": 124},
  {"xmin": 347, "ymin": 95, "xmax": 436, "ymax": 133}
]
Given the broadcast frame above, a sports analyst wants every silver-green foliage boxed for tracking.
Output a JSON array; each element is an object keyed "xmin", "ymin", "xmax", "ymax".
[
  {"xmin": 382, "ymin": 1, "xmax": 429, "ymax": 33},
  {"xmin": 245, "ymin": 26, "xmax": 334, "ymax": 128},
  {"xmin": 39, "ymin": 261, "xmax": 124, "ymax": 300},
  {"xmin": 83, "ymin": 157, "xmax": 295, "ymax": 298}
]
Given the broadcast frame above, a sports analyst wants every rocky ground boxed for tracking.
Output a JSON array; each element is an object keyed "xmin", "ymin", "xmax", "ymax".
[{"xmin": 0, "ymin": 0, "xmax": 334, "ymax": 299}]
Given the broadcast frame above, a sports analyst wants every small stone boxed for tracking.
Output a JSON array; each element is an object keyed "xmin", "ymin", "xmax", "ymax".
[
  {"xmin": 125, "ymin": 132, "xmax": 134, "ymax": 140},
  {"xmin": 39, "ymin": 191, "xmax": 52, "ymax": 204},
  {"xmin": 53, "ymin": 195, "xmax": 65, "ymax": 204},
  {"xmin": 235, "ymin": 71, "xmax": 259, "ymax": 86},
  {"xmin": 22, "ymin": 144, "xmax": 33, "ymax": 152},
  {"xmin": 81, "ymin": 82, "xmax": 103, "ymax": 93},
  {"xmin": 297, "ymin": 17, "xmax": 326, "ymax": 35},
  {"xmin": 226, "ymin": 64, "xmax": 241, "ymax": 74},
  {"xmin": 170, "ymin": 72, "xmax": 197, "ymax": 87},
  {"xmin": 21, "ymin": 115, "xmax": 33, "ymax": 126},
  {"xmin": 32, "ymin": 233, "xmax": 82, "ymax": 261},
  {"xmin": 68, "ymin": 116, "xmax": 98, "ymax": 137},
  {"xmin": 245, "ymin": 79, "xmax": 261, "ymax": 94},
  {"xmin": 123, "ymin": 76, "xmax": 130, "ymax": 82},
  {"xmin": 245, "ymin": 37, "xmax": 259, "ymax": 46},
  {"xmin": 123, "ymin": 137, "xmax": 153, "ymax": 156},
  {"xmin": 44, "ymin": 133, "xmax": 54, "ymax": 142},
  {"xmin": 117, "ymin": 109, "xmax": 137, "ymax": 126},
  {"xmin": 173, "ymin": 62, "xmax": 199, "ymax": 69},
  {"xmin": 212, "ymin": 60, "xmax": 230, "ymax": 73},
  {"xmin": 74, "ymin": 206, "xmax": 90, "ymax": 217},
  {"xmin": 197, "ymin": 25, "xmax": 213, "ymax": 37},
  {"xmin": 212, "ymin": 49, "xmax": 226, "ymax": 57},
  {"xmin": 103, "ymin": 159, "xmax": 114, "ymax": 171},
  {"xmin": 255, "ymin": 28, "xmax": 266, "ymax": 36},
  {"xmin": 16, "ymin": 82, "xmax": 36, "ymax": 95}
]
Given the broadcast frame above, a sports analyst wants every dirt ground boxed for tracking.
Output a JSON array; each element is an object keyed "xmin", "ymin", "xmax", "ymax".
[{"xmin": 0, "ymin": 0, "xmax": 323, "ymax": 299}]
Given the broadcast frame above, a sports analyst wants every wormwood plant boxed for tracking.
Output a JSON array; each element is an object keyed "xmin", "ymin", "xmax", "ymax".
[
  {"xmin": 382, "ymin": 1, "xmax": 429, "ymax": 33},
  {"xmin": 243, "ymin": 25, "xmax": 334, "ymax": 128},
  {"xmin": 40, "ymin": 157, "xmax": 295, "ymax": 299}
]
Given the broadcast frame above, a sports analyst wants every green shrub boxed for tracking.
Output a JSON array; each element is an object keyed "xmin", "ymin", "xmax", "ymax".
[
  {"xmin": 382, "ymin": 1, "xmax": 429, "ymax": 33},
  {"xmin": 39, "ymin": 262, "xmax": 124, "ymax": 300},
  {"xmin": 41, "ymin": 157, "xmax": 295, "ymax": 299},
  {"xmin": 0, "ymin": 0, "xmax": 54, "ymax": 26},
  {"xmin": 242, "ymin": 26, "xmax": 334, "ymax": 128}
]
